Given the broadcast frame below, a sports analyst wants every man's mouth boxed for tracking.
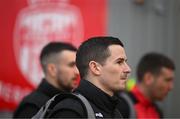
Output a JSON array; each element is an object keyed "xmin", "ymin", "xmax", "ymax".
[{"xmin": 121, "ymin": 77, "xmax": 128, "ymax": 80}]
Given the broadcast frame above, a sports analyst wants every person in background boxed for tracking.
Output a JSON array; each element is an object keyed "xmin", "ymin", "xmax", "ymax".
[
  {"xmin": 118, "ymin": 52, "xmax": 175, "ymax": 118},
  {"xmin": 13, "ymin": 42, "xmax": 79, "ymax": 118}
]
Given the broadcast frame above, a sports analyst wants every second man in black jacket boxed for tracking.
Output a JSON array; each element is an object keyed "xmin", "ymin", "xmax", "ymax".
[{"xmin": 13, "ymin": 42, "xmax": 79, "ymax": 118}]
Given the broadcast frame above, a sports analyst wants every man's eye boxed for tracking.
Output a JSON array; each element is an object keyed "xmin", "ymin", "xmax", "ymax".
[
  {"xmin": 68, "ymin": 62, "xmax": 76, "ymax": 67},
  {"xmin": 117, "ymin": 61, "xmax": 123, "ymax": 64},
  {"xmin": 165, "ymin": 78, "xmax": 173, "ymax": 82}
]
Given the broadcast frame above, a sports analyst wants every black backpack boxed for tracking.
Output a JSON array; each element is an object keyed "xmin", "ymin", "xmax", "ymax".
[{"xmin": 32, "ymin": 93, "xmax": 95, "ymax": 119}]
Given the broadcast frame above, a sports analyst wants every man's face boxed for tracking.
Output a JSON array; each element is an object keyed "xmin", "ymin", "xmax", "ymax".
[
  {"xmin": 99, "ymin": 45, "xmax": 131, "ymax": 93},
  {"xmin": 150, "ymin": 67, "xmax": 174, "ymax": 101},
  {"xmin": 55, "ymin": 50, "xmax": 79, "ymax": 91}
]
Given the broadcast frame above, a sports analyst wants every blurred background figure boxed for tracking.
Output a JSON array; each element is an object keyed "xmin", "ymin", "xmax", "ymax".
[
  {"xmin": 13, "ymin": 42, "xmax": 79, "ymax": 118},
  {"xmin": 118, "ymin": 52, "xmax": 175, "ymax": 118}
]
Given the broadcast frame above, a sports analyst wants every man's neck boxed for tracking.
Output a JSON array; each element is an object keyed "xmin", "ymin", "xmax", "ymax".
[
  {"xmin": 45, "ymin": 76, "xmax": 60, "ymax": 90},
  {"xmin": 138, "ymin": 83, "xmax": 153, "ymax": 102}
]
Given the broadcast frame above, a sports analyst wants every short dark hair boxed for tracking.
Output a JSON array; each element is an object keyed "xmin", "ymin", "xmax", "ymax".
[
  {"xmin": 40, "ymin": 42, "xmax": 77, "ymax": 73},
  {"xmin": 137, "ymin": 52, "xmax": 175, "ymax": 81},
  {"xmin": 76, "ymin": 36, "xmax": 124, "ymax": 79}
]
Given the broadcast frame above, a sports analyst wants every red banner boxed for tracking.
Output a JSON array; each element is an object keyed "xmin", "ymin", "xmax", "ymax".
[{"xmin": 0, "ymin": 0, "xmax": 106, "ymax": 111}]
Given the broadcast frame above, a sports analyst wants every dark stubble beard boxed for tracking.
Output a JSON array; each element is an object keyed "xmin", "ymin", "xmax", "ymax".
[{"xmin": 57, "ymin": 78, "xmax": 74, "ymax": 92}]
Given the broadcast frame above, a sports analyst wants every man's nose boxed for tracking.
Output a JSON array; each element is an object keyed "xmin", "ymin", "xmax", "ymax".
[
  {"xmin": 124, "ymin": 63, "xmax": 131, "ymax": 74},
  {"xmin": 74, "ymin": 66, "xmax": 79, "ymax": 75},
  {"xmin": 168, "ymin": 81, "xmax": 174, "ymax": 91}
]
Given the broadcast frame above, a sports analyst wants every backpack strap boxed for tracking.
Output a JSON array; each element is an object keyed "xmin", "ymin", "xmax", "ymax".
[
  {"xmin": 32, "ymin": 94, "xmax": 59, "ymax": 119},
  {"xmin": 74, "ymin": 93, "xmax": 95, "ymax": 119}
]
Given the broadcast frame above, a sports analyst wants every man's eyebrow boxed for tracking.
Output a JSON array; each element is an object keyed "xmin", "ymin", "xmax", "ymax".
[{"xmin": 115, "ymin": 57, "xmax": 128, "ymax": 62}]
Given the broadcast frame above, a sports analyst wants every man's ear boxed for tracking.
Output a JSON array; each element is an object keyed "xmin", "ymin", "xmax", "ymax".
[
  {"xmin": 144, "ymin": 72, "xmax": 154, "ymax": 85},
  {"xmin": 89, "ymin": 61, "xmax": 101, "ymax": 76},
  {"xmin": 47, "ymin": 63, "xmax": 57, "ymax": 77}
]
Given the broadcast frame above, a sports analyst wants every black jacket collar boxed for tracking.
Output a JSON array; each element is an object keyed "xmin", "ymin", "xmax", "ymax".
[
  {"xmin": 37, "ymin": 79, "xmax": 62, "ymax": 97},
  {"xmin": 75, "ymin": 79, "xmax": 119, "ymax": 113}
]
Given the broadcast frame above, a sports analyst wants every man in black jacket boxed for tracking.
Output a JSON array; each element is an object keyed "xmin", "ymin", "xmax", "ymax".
[
  {"xmin": 13, "ymin": 42, "xmax": 79, "ymax": 118},
  {"xmin": 49, "ymin": 36, "xmax": 131, "ymax": 118}
]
